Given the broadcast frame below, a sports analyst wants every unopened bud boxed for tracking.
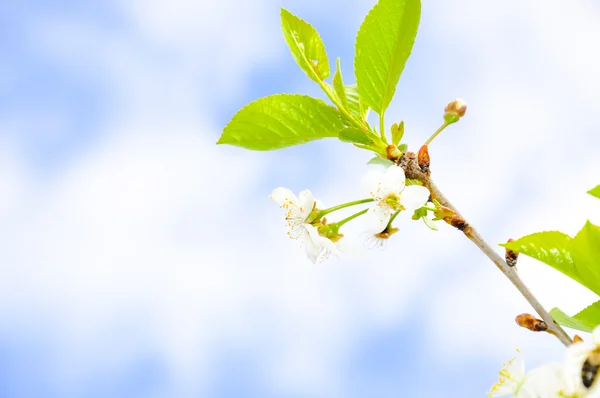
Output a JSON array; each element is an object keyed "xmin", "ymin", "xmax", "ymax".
[
  {"xmin": 574, "ymin": 335, "xmax": 584, "ymax": 343},
  {"xmin": 418, "ymin": 145, "xmax": 430, "ymax": 174},
  {"xmin": 515, "ymin": 313, "xmax": 548, "ymax": 332},
  {"xmin": 444, "ymin": 98, "xmax": 467, "ymax": 124},
  {"xmin": 386, "ymin": 145, "xmax": 402, "ymax": 161},
  {"xmin": 505, "ymin": 239, "xmax": 519, "ymax": 267}
]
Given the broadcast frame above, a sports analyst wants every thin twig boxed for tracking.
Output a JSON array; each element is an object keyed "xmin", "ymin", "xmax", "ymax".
[{"xmin": 398, "ymin": 153, "xmax": 573, "ymax": 347}]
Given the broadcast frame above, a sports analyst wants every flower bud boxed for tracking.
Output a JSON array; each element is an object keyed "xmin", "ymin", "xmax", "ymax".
[
  {"xmin": 505, "ymin": 239, "xmax": 519, "ymax": 267},
  {"xmin": 418, "ymin": 145, "xmax": 430, "ymax": 174},
  {"xmin": 444, "ymin": 98, "xmax": 467, "ymax": 124},
  {"xmin": 515, "ymin": 313, "xmax": 548, "ymax": 332}
]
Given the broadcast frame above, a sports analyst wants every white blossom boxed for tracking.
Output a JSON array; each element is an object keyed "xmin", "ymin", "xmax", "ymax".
[
  {"xmin": 304, "ymin": 224, "xmax": 340, "ymax": 263},
  {"xmin": 363, "ymin": 165, "xmax": 430, "ymax": 233},
  {"xmin": 489, "ymin": 357, "xmax": 568, "ymax": 398},
  {"xmin": 563, "ymin": 326, "xmax": 600, "ymax": 397},
  {"xmin": 270, "ymin": 187, "xmax": 316, "ymax": 239},
  {"xmin": 270, "ymin": 187, "xmax": 339, "ymax": 263}
]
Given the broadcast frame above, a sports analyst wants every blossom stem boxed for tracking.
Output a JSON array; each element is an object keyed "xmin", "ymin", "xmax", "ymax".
[
  {"xmin": 386, "ymin": 210, "xmax": 401, "ymax": 229},
  {"xmin": 317, "ymin": 198, "xmax": 374, "ymax": 218},
  {"xmin": 333, "ymin": 209, "xmax": 369, "ymax": 229},
  {"xmin": 398, "ymin": 153, "xmax": 573, "ymax": 347},
  {"xmin": 424, "ymin": 121, "xmax": 449, "ymax": 146}
]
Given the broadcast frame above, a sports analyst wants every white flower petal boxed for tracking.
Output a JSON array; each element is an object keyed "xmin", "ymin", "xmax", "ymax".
[
  {"xmin": 269, "ymin": 187, "xmax": 298, "ymax": 206},
  {"xmin": 364, "ymin": 169, "xmax": 386, "ymax": 199},
  {"xmin": 298, "ymin": 189, "xmax": 316, "ymax": 219},
  {"xmin": 320, "ymin": 236, "xmax": 340, "ymax": 258},
  {"xmin": 382, "ymin": 165, "xmax": 406, "ymax": 193},
  {"xmin": 400, "ymin": 185, "xmax": 430, "ymax": 212},
  {"xmin": 563, "ymin": 341, "xmax": 596, "ymax": 394},
  {"xmin": 517, "ymin": 363, "xmax": 566, "ymax": 398},
  {"xmin": 304, "ymin": 224, "xmax": 323, "ymax": 263},
  {"xmin": 364, "ymin": 207, "xmax": 391, "ymax": 234}
]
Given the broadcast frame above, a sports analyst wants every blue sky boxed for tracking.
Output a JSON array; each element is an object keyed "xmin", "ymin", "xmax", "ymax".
[{"xmin": 1, "ymin": 0, "xmax": 600, "ymax": 397}]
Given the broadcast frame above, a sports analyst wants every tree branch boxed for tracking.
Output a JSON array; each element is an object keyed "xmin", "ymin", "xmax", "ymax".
[{"xmin": 398, "ymin": 152, "xmax": 573, "ymax": 347}]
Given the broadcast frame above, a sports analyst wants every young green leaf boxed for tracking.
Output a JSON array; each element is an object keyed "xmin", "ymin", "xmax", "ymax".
[
  {"xmin": 501, "ymin": 231, "xmax": 583, "ymax": 287},
  {"xmin": 338, "ymin": 127, "xmax": 374, "ymax": 146},
  {"xmin": 550, "ymin": 301, "xmax": 600, "ymax": 333},
  {"xmin": 345, "ymin": 84, "xmax": 370, "ymax": 121},
  {"xmin": 391, "ymin": 121, "xmax": 404, "ymax": 146},
  {"xmin": 218, "ymin": 94, "xmax": 344, "ymax": 150},
  {"xmin": 569, "ymin": 221, "xmax": 600, "ymax": 295},
  {"xmin": 588, "ymin": 184, "xmax": 600, "ymax": 199},
  {"xmin": 354, "ymin": 0, "xmax": 421, "ymax": 115},
  {"xmin": 333, "ymin": 58, "xmax": 348, "ymax": 109},
  {"xmin": 281, "ymin": 8, "xmax": 330, "ymax": 83}
]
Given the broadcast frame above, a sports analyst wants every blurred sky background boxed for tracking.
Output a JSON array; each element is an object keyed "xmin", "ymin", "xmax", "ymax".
[{"xmin": 1, "ymin": 0, "xmax": 600, "ymax": 397}]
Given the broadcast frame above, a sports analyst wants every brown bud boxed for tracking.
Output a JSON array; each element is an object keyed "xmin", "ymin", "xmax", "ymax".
[
  {"xmin": 515, "ymin": 313, "xmax": 548, "ymax": 332},
  {"xmin": 434, "ymin": 206, "xmax": 468, "ymax": 231},
  {"xmin": 574, "ymin": 335, "xmax": 584, "ymax": 343},
  {"xmin": 505, "ymin": 239, "xmax": 519, "ymax": 267},
  {"xmin": 418, "ymin": 145, "xmax": 430, "ymax": 174}
]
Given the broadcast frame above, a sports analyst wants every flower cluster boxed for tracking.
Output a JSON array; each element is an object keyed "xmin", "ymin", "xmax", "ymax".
[
  {"xmin": 489, "ymin": 326, "xmax": 600, "ymax": 397},
  {"xmin": 270, "ymin": 165, "xmax": 431, "ymax": 263}
]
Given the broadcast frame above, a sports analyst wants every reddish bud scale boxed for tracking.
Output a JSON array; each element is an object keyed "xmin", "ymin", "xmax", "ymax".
[
  {"xmin": 515, "ymin": 313, "xmax": 548, "ymax": 332},
  {"xmin": 574, "ymin": 335, "xmax": 584, "ymax": 343},
  {"xmin": 418, "ymin": 145, "xmax": 430, "ymax": 174}
]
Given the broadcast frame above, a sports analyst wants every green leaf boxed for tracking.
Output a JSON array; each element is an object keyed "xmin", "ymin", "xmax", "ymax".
[
  {"xmin": 281, "ymin": 8, "xmax": 330, "ymax": 83},
  {"xmin": 333, "ymin": 60, "xmax": 366, "ymax": 127},
  {"xmin": 333, "ymin": 58, "xmax": 348, "ymax": 109},
  {"xmin": 412, "ymin": 206, "xmax": 437, "ymax": 231},
  {"xmin": 338, "ymin": 127, "xmax": 373, "ymax": 146},
  {"xmin": 391, "ymin": 121, "xmax": 404, "ymax": 146},
  {"xmin": 570, "ymin": 221, "xmax": 600, "ymax": 295},
  {"xmin": 367, "ymin": 156, "xmax": 393, "ymax": 167},
  {"xmin": 501, "ymin": 231, "xmax": 583, "ymax": 286},
  {"xmin": 550, "ymin": 302, "xmax": 600, "ymax": 333},
  {"xmin": 354, "ymin": 0, "xmax": 421, "ymax": 115},
  {"xmin": 422, "ymin": 215, "xmax": 438, "ymax": 231},
  {"xmin": 588, "ymin": 185, "xmax": 600, "ymax": 200},
  {"xmin": 345, "ymin": 84, "xmax": 370, "ymax": 121},
  {"xmin": 218, "ymin": 94, "xmax": 344, "ymax": 150}
]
